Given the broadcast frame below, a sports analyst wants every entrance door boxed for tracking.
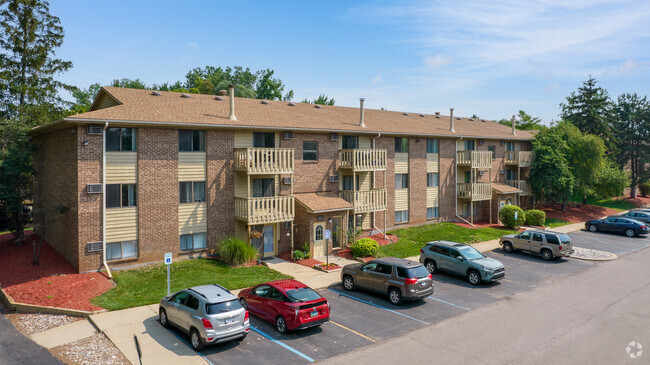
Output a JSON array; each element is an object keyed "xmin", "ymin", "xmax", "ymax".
[
  {"xmin": 313, "ymin": 222, "xmax": 326, "ymax": 258},
  {"xmin": 331, "ymin": 217, "xmax": 341, "ymax": 249},
  {"xmin": 263, "ymin": 224, "xmax": 274, "ymax": 257}
]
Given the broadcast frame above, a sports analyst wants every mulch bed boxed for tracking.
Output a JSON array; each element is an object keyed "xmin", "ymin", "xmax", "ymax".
[
  {"xmin": 294, "ymin": 258, "xmax": 322, "ymax": 268},
  {"xmin": 540, "ymin": 203, "xmax": 619, "ymax": 223},
  {"xmin": 453, "ymin": 221, "xmax": 514, "ymax": 230},
  {"xmin": 0, "ymin": 231, "xmax": 113, "ymax": 312},
  {"xmin": 616, "ymin": 195, "xmax": 650, "ymax": 208},
  {"xmin": 366, "ymin": 233, "xmax": 398, "ymax": 246}
]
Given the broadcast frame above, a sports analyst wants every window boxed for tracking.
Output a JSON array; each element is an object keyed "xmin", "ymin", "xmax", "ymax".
[
  {"xmin": 487, "ymin": 145, "xmax": 495, "ymax": 160},
  {"xmin": 448, "ymin": 249, "xmax": 460, "ymax": 258},
  {"xmin": 303, "ymin": 141, "xmax": 318, "ymax": 161},
  {"xmin": 268, "ymin": 287, "xmax": 286, "ymax": 301},
  {"xmin": 106, "ymin": 240, "xmax": 138, "ymax": 260},
  {"xmin": 464, "ymin": 171, "xmax": 471, "ymax": 183},
  {"xmin": 342, "ymin": 175, "xmax": 360, "ymax": 191},
  {"xmin": 180, "ymin": 232, "xmax": 207, "ymax": 251},
  {"xmin": 532, "ymin": 233, "xmax": 543, "ymax": 242},
  {"xmin": 362, "ymin": 262, "xmax": 378, "ymax": 272},
  {"xmin": 206, "ymin": 299, "xmax": 240, "ymax": 314},
  {"xmin": 505, "ymin": 169, "xmax": 516, "ymax": 181},
  {"xmin": 179, "ymin": 130, "xmax": 205, "ymax": 152},
  {"xmin": 253, "ymin": 132, "xmax": 275, "ymax": 148},
  {"xmin": 185, "ymin": 295, "xmax": 199, "ymax": 310},
  {"xmin": 545, "ymin": 234, "xmax": 560, "ymax": 244},
  {"xmin": 172, "ymin": 291, "xmax": 189, "ymax": 305},
  {"xmin": 464, "ymin": 140, "xmax": 475, "ymax": 151},
  {"xmin": 179, "ymin": 181, "xmax": 206, "ymax": 203},
  {"xmin": 505, "ymin": 141, "xmax": 515, "ymax": 151},
  {"xmin": 106, "ymin": 184, "xmax": 137, "ymax": 208},
  {"xmin": 395, "ymin": 137, "xmax": 408, "ymax": 153},
  {"xmin": 315, "ymin": 225, "xmax": 323, "ymax": 240},
  {"xmin": 375, "ymin": 263, "xmax": 392, "ymax": 275},
  {"xmin": 427, "ymin": 207, "xmax": 439, "ymax": 219},
  {"xmin": 519, "ymin": 231, "xmax": 531, "ymax": 240},
  {"xmin": 431, "ymin": 245, "xmax": 447, "ymax": 256},
  {"xmin": 426, "ymin": 139, "xmax": 439, "ymax": 153},
  {"xmin": 355, "ymin": 214, "xmax": 363, "ymax": 228},
  {"xmin": 427, "ymin": 172, "xmax": 439, "ymax": 187},
  {"xmin": 395, "ymin": 174, "xmax": 409, "ymax": 189},
  {"xmin": 253, "ymin": 285, "xmax": 271, "ymax": 297},
  {"xmin": 342, "ymin": 135, "xmax": 358, "ymax": 149},
  {"xmin": 395, "ymin": 210, "xmax": 409, "ymax": 223},
  {"xmin": 252, "ymin": 178, "xmax": 275, "ymax": 197},
  {"xmin": 106, "ymin": 127, "xmax": 136, "ymax": 151}
]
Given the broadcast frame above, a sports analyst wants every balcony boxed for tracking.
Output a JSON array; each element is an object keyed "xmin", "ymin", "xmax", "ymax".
[
  {"xmin": 507, "ymin": 180, "xmax": 532, "ymax": 195},
  {"xmin": 340, "ymin": 189, "xmax": 387, "ymax": 213},
  {"xmin": 234, "ymin": 148, "xmax": 294, "ymax": 174},
  {"xmin": 339, "ymin": 149, "xmax": 387, "ymax": 171},
  {"xmin": 234, "ymin": 196, "xmax": 294, "ymax": 225},
  {"xmin": 457, "ymin": 183, "xmax": 492, "ymax": 201},
  {"xmin": 457, "ymin": 150, "xmax": 492, "ymax": 169},
  {"xmin": 505, "ymin": 151, "xmax": 534, "ymax": 167}
]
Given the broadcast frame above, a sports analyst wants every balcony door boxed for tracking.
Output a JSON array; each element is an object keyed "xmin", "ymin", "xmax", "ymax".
[
  {"xmin": 253, "ymin": 132, "xmax": 275, "ymax": 148},
  {"xmin": 252, "ymin": 178, "xmax": 275, "ymax": 197},
  {"xmin": 263, "ymin": 224, "xmax": 275, "ymax": 257}
]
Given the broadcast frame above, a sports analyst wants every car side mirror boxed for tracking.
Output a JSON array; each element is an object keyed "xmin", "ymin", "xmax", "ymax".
[{"xmin": 456, "ymin": 256, "xmax": 463, "ymax": 261}]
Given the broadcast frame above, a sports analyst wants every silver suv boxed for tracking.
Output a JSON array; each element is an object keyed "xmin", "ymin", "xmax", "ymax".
[
  {"xmin": 159, "ymin": 284, "xmax": 249, "ymax": 351},
  {"xmin": 499, "ymin": 230, "xmax": 573, "ymax": 260}
]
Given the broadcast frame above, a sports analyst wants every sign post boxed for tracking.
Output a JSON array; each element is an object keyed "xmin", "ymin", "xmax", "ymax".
[
  {"xmin": 324, "ymin": 230, "xmax": 331, "ymax": 267},
  {"xmin": 164, "ymin": 252, "xmax": 172, "ymax": 295}
]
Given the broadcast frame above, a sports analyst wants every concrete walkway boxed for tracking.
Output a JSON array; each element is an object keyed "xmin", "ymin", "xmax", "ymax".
[{"xmin": 30, "ymin": 319, "xmax": 96, "ymax": 349}]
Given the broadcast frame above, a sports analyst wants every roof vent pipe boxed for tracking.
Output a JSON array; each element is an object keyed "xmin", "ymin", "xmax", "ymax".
[
  {"xmin": 511, "ymin": 115, "xmax": 516, "ymax": 135},
  {"xmin": 228, "ymin": 84, "xmax": 237, "ymax": 121},
  {"xmin": 359, "ymin": 98, "xmax": 366, "ymax": 128},
  {"xmin": 449, "ymin": 108, "xmax": 455, "ymax": 132}
]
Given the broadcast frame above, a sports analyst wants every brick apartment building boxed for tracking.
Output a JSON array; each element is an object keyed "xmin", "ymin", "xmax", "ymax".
[{"xmin": 30, "ymin": 87, "xmax": 534, "ymax": 273}]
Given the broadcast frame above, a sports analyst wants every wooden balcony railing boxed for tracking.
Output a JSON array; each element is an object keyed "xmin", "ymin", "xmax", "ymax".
[
  {"xmin": 457, "ymin": 182, "xmax": 492, "ymax": 201},
  {"xmin": 234, "ymin": 196, "xmax": 294, "ymax": 225},
  {"xmin": 506, "ymin": 180, "xmax": 532, "ymax": 195},
  {"xmin": 340, "ymin": 189, "xmax": 387, "ymax": 213},
  {"xmin": 234, "ymin": 148, "xmax": 294, "ymax": 174},
  {"xmin": 457, "ymin": 150, "xmax": 492, "ymax": 169},
  {"xmin": 339, "ymin": 149, "xmax": 387, "ymax": 171},
  {"xmin": 505, "ymin": 151, "xmax": 534, "ymax": 167}
]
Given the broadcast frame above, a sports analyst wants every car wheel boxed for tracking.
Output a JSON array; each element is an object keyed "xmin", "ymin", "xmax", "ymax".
[
  {"xmin": 467, "ymin": 270, "xmax": 481, "ymax": 286},
  {"xmin": 503, "ymin": 242, "xmax": 514, "ymax": 253},
  {"xmin": 625, "ymin": 229, "xmax": 635, "ymax": 237},
  {"xmin": 190, "ymin": 329, "xmax": 205, "ymax": 351},
  {"xmin": 159, "ymin": 308, "xmax": 169, "ymax": 328},
  {"xmin": 388, "ymin": 287, "xmax": 403, "ymax": 305},
  {"xmin": 239, "ymin": 298, "xmax": 248, "ymax": 310},
  {"xmin": 541, "ymin": 249, "xmax": 553, "ymax": 261},
  {"xmin": 589, "ymin": 224, "xmax": 598, "ymax": 232},
  {"xmin": 424, "ymin": 260, "xmax": 437, "ymax": 274},
  {"xmin": 342, "ymin": 275, "xmax": 355, "ymax": 291},
  {"xmin": 275, "ymin": 316, "xmax": 288, "ymax": 334}
]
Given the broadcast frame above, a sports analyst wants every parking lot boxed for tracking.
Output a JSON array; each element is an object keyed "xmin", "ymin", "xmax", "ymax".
[{"xmin": 168, "ymin": 230, "xmax": 648, "ymax": 364}]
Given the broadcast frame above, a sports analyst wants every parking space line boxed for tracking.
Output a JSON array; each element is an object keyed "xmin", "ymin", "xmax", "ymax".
[
  {"xmin": 249, "ymin": 326, "xmax": 315, "ymax": 363},
  {"xmin": 426, "ymin": 296, "xmax": 470, "ymax": 311},
  {"xmin": 501, "ymin": 278, "xmax": 536, "ymax": 288},
  {"xmin": 329, "ymin": 321, "xmax": 376, "ymax": 342},
  {"xmin": 167, "ymin": 329, "xmax": 215, "ymax": 365},
  {"xmin": 475, "ymin": 288, "xmax": 505, "ymax": 299},
  {"xmin": 328, "ymin": 289, "xmax": 429, "ymax": 325}
]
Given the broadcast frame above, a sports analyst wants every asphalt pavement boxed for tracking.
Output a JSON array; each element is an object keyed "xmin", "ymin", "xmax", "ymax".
[{"xmin": 0, "ymin": 305, "xmax": 62, "ymax": 365}]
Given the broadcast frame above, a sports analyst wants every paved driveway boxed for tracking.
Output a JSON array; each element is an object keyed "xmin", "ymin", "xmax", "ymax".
[{"xmin": 0, "ymin": 306, "xmax": 62, "ymax": 365}]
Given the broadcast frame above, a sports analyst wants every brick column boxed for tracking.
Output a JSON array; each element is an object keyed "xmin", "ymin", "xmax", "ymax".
[
  {"xmin": 375, "ymin": 136, "xmax": 394, "ymax": 229},
  {"xmin": 409, "ymin": 138, "xmax": 427, "ymax": 224},
  {"xmin": 206, "ymin": 130, "xmax": 235, "ymax": 247},
  {"xmin": 439, "ymin": 138, "xmax": 457, "ymax": 221}
]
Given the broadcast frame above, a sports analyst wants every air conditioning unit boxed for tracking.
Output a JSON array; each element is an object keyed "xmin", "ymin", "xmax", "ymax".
[
  {"xmin": 283, "ymin": 131, "xmax": 294, "ymax": 140},
  {"xmin": 329, "ymin": 133, "xmax": 339, "ymax": 141},
  {"xmin": 86, "ymin": 125, "xmax": 103, "ymax": 135},
  {"xmin": 283, "ymin": 177, "xmax": 292, "ymax": 185},
  {"xmin": 87, "ymin": 184, "xmax": 102, "ymax": 193},
  {"xmin": 329, "ymin": 175, "xmax": 339, "ymax": 183},
  {"xmin": 86, "ymin": 241, "xmax": 103, "ymax": 252}
]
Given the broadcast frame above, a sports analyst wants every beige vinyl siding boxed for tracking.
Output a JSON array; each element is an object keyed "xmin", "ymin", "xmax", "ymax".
[
  {"xmin": 234, "ymin": 174, "xmax": 247, "ymax": 197},
  {"xmin": 426, "ymin": 153, "xmax": 439, "ymax": 172},
  {"xmin": 359, "ymin": 172, "xmax": 370, "ymax": 190},
  {"xmin": 106, "ymin": 152, "xmax": 137, "ymax": 184},
  {"xmin": 395, "ymin": 153, "xmax": 409, "ymax": 173},
  {"xmin": 234, "ymin": 131, "xmax": 279, "ymax": 148},
  {"xmin": 457, "ymin": 167, "xmax": 471, "ymax": 183},
  {"xmin": 95, "ymin": 94, "xmax": 119, "ymax": 110},
  {"xmin": 178, "ymin": 202, "xmax": 207, "ymax": 235},
  {"xmin": 235, "ymin": 221, "xmax": 248, "ymax": 241},
  {"xmin": 360, "ymin": 213, "xmax": 370, "ymax": 229},
  {"xmin": 106, "ymin": 207, "xmax": 137, "ymax": 242},
  {"xmin": 178, "ymin": 152, "xmax": 206, "ymax": 181},
  {"xmin": 515, "ymin": 141, "xmax": 521, "ymax": 151},
  {"xmin": 359, "ymin": 136, "xmax": 371, "ymax": 149},
  {"xmin": 395, "ymin": 189, "xmax": 409, "ymax": 211},
  {"xmin": 427, "ymin": 187, "xmax": 439, "ymax": 206},
  {"xmin": 457, "ymin": 139, "xmax": 465, "ymax": 150}
]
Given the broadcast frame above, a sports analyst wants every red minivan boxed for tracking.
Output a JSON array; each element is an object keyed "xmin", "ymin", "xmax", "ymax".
[{"xmin": 238, "ymin": 280, "xmax": 330, "ymax": 333}]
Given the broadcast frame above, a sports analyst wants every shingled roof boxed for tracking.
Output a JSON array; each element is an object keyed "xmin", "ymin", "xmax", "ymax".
[{"xmin": 55, "ymin": 87, "xmax": 534, "ymax": 140}]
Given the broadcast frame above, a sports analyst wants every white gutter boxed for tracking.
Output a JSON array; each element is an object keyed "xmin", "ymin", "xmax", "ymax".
[
  {"xmin": 102, "ymin": 122, "xmax": 113, "ymax": 279},
  {"xmin": 455, "ymin": 137, "xmax": 474, "ymax": 227}
]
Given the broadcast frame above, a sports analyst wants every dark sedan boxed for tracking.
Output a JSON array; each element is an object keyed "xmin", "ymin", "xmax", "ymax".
[
  {"xmin": 617, "ymin": 211, "xmax": 650, "ymax": 224},
  {"xmin": 586, "ymin": 217, "xmax": 648, "ymax": 237}
]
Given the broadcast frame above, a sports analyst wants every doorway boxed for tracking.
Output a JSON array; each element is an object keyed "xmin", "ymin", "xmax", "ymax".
[
  {"xmin": 263, "ymin": 224, "xmax": 274, "ymax": 257},
  {"xmin": 313, "ymin": 222, "xmax": 326, "ymax": 258},
  {"xmin": 331, "ymin": 217, "xmax": 342, "ymax": 249}
]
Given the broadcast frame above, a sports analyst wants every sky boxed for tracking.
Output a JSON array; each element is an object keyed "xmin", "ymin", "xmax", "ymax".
[{"xmin": 50, "ymin": 0, "xmax": 650, "ymax": 124}]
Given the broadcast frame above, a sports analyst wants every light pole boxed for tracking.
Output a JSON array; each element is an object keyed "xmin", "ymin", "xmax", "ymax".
[{"xmin": 327, "ymin": 218, "xmax": 333, "ymax": 268}]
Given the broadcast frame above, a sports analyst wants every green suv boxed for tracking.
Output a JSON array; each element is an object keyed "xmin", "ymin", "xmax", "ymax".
[{"xmin": 418, "ymin": 241, "xmax": 505, "ymax": 285}]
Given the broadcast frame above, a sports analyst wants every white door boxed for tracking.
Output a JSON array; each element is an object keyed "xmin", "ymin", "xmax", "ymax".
[{"xmin": 313, "ymin": 222, "xmax": 326, "ymax": 258}]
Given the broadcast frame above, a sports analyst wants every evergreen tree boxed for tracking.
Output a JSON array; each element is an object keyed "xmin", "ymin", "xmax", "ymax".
[{"xmin": 613, "ymin": 93, "xmax": 650, "ymax": 198}]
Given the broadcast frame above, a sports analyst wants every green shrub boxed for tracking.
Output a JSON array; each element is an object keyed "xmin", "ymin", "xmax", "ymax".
[
  {"xmin": 524, "ymin": 209, "xmax": 546, "ymax": 226},
  {"xmin": 639, "ymin": 181, "xmax": 650, "ymax": 197},
  {"xmin": 499, "ymin": 205, "xmax": 526, "ymax": 228},
  {"xmin": 350, "ymin": 238, "xmax": 379, "ymax": 257},
  {"xmin": 292, "ymin": 250, "xmax": 305, "ymax": 261},
  {"xmin": 217, "ymin": 238, "xmax": 257, "ymax": 265},
  {"xmin": 302, "ymin": 242, "xmax": 311, "ymax": 259}
]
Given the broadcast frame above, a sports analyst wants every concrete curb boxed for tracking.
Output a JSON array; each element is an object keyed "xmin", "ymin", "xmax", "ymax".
[
  {"xmin": 0, "ymin": 288, "xmax": 106, "ymax": 318},
  {"xmin": 569, "ymin": 254, "xmax": 618, "ymax": 261}
]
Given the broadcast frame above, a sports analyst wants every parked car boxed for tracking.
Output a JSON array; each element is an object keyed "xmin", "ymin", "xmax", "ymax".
[
  {"xmin": 586, "ymin": 217, "xmax": 648, "ymax": 237},
  {"xmin": 632, "ymin": 208, "xmax": 650, "ymax": 213},
  {"xmin": 159, "ymin": 284, "xmax": 249, "ymax": 351},
  {"xmin": 617, "ymin": 211, "xmax": 650, "ymax": 224},
  {"xmin": 499, "ymin": 230, "xmax": 574, "ymax": 260},
  {"xmin": 419, "ymin": 241, "xmax": 505, "ymax": 285},
  {"xmin": 341, "ymin": 257, "xmax": 433, "ymax": 305},
  {"xmin": 238, "ymin": 280, "xmax": 329, "ymax": 333}
]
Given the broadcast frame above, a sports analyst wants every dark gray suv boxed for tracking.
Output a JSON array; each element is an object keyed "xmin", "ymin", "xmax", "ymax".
[{"xmin": 341, "ymin": 257, "xmax": 433, "ymax": 305}]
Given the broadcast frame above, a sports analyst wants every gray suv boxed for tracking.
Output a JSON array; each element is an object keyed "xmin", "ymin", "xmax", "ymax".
[
  {"xmin": 499, "ymin": 230, "xmax": 573, "ymax": 260},
  {"xmin": 419, "ymin": 241, "xmax": 505, "ymax": 285},
  {"xmin": 159, "ymin": 284, "xmax": 249, "ymax": 351},
  {"xmin": 341, "ymin": 257, "xmax": 433, "ymax": 305}
]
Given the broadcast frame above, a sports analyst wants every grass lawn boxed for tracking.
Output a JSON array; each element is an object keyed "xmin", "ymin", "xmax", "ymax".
[
  {"xmin": 92, "ymin": 259, "xmax": 291, "ymax": 311},
  {"xmin": 545, "ymin": 218, "xmax": 570, "ymax": 228},
  {"xmin": 377, "ymin": 222, "xmax": 517, "ymax": 259},
  {"xmin": 571, "ymin": 197, "xmax": 636, "ymax": 212}
]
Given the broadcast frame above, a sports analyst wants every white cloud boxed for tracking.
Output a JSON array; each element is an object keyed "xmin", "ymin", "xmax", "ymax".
[
  {"xmin": 371, "ymin": 74, "xmax": 382, "ymax": 84},
  {"xmin": 424, "ymin": 54, "xmax": 451, "ymax": 68},
  {"xmin": 187, "ymin": 42, "xmax": 198, "ymax": 48}
]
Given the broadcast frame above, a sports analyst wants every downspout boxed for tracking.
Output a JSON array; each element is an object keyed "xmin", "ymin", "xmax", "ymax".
[
  {"xmin": 455, "ymin": 136, "xmax": 474, "ymax": 227},
  {"xmin": 102, "ymin": 122, "xmax": 112, "ymax": 278},
  {"xmin": 370, "ymin": 133, "xmax": 386, "ymax": 239}
]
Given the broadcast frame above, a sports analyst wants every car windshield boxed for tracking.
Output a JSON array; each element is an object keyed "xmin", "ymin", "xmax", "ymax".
[
  {"xmin": 404, "ymin": 265, "xmax": 430, "ymax": 278},
  {"xmin": 559, "ymin": 234, "xmax": 571, "ymax": 244},
  {"xmin": 459, "ymin": 246, "xmax": 484, "ymax": 260},
  {"xmin": 286, "ymin": 287, "xmax": 321, "ymax": 303},
  {"xmin": 205, "ymin": 299, "xmax": 241, "ymax": 314}
]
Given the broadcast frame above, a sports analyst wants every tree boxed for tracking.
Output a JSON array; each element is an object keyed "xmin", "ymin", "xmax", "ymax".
[
  {"xmin": 613, "ymin": 93, "xmax": 650, "ymax": 198},
  {"xmin": 0, "ymin": 0, "xmax": 74, "ymax": 119},
  {"xmin": 594, "ymin": 161, "xmax": 629, "ymax": 199},
  {"xmin": 529, "ymin": 127, "xmax": 574, "ymax": 211},
  {"xmin": 302, "ymin": 94, "xmax": 335, "ymax": 105},
  {"xmin": 560, "ymin": 76, "xmax": 616, "ymax": 152},
  {"xmin": 69, "ymin": 82, "xmax": 101, "ymax": 114},
  {"xmin": 111, "ymin": 78, "xmax": 148, "ymax": 89},
  {"xmin": 498, "ymin": 110, "xmax": 545, "ymax": 131}
]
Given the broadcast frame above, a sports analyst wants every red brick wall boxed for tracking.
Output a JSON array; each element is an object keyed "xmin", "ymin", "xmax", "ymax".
[
  {"xmin": 409, "ymin": 138, "xmax": 427, "ymax": 225},
  {"xmin": 439, "ymin": 138, "xmax": 457, "ymax": 221},
  {"xmin": 279, "ymin": 132, "xmax": 339, "ymax": 194},
  {"xmin": 477, "ymin": 141, "xmax": 506, "ymax": 184},
  {"xmin": 206, "ymin": 130, "xmax": 235, "ymax": 248},
  {"xmin": 374, "ymin": 137, "xmax": 394, "ymax": 229},
  {"xmin": 77, "ymin": 125, "xmax": 103, "ymax": 271},
  {"xmin": 293, "ymin": 203, "xmax": 348, "ymax": 257}
]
